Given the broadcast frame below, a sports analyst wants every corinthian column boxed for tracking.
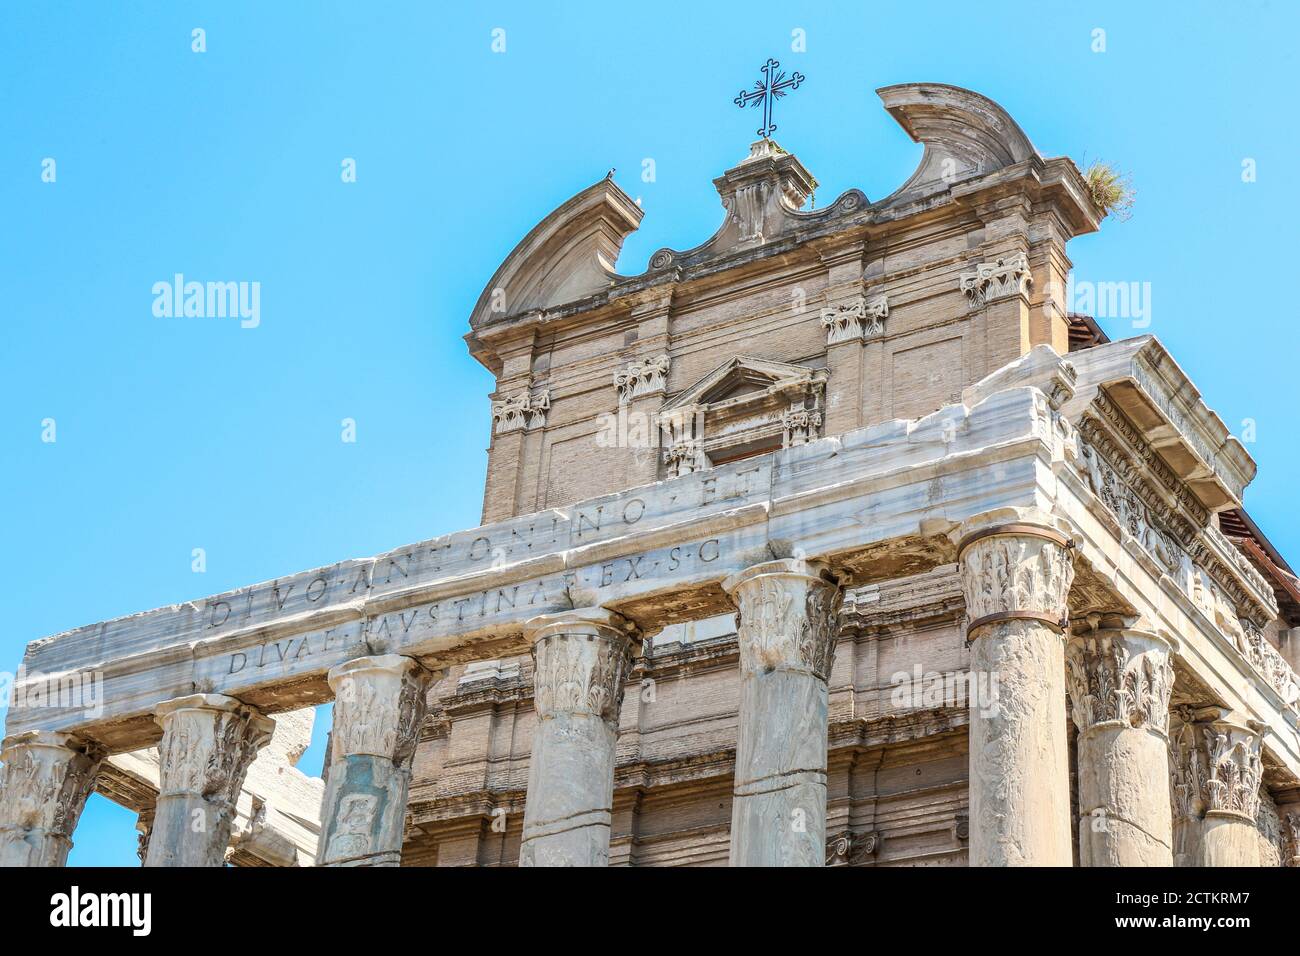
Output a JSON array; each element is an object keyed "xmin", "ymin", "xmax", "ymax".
[
  {"xmin": 319, "ymin": 655, "xmax": 433, "ymax": 867},
  {"xmin": 957, "ymin": 514, "xmax": 1075, "ymax": 866},
  {"xmin": 519, "ymin": 608, "xmax": 640, "ymax": 867},
  {"xmin": 144, "ymin": 694, "xmax": 274, "ymax": 867},
  {"xmin": 0, "ymin": 731, "xmax": 105, "ymax": 866},
  {"xmin": 1169, "ymin": 707, "xmax": 1265, "ymax": 866},
  {"xmin": 722, "ymin": 558, "xmax": 843, "ymax": 867},
  {"xmin": 1065, "ymin": 621, "xmax": 1175, "ymax": 865}
]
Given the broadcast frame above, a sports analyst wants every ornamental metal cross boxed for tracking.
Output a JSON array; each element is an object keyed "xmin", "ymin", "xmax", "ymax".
[{"xmin": 734, "ymin": 58, "xmax": 804, "ymax": 139}]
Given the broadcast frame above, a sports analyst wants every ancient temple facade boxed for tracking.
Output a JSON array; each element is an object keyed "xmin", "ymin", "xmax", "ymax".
[{"xmin": 3, "ymin": 83, "xmax": 1299, "ymax": 868}]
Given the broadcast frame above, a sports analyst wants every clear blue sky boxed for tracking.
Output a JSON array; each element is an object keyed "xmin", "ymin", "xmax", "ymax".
[{"xmin": 2, "ymin": 1, "xmax": 1295, "ymax": 865}]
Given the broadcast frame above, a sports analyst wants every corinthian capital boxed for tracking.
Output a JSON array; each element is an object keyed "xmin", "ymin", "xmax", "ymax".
[
  {"xmin": 1065, "ymin": 626, "xmax": 1174, "ymax": 736},
  {"xmin": 956, "ymin": 516, "xmax": 1075, "ymax": 640},
  {"xmin": 154, "ymin": 694, "xmax": 274, "ymax": 805},
  {"xmin": 1168, "ymin": 708, "xmax": 1264, "ymax": 823},
  {"xmin": 526, "ymin": 609, "xmax": 641, "ymax": 723},
  {"xmin": 723, "ymin": 559, "xmax": 843, "ymax": 681},
  {"xmin": 327, "ymin": 655, "xmax": 434, "ymax": 767},
  {"xmin": 959, "ymin": 252, "xmax": 1032, "ymax": 309},
  {"xmin": 0, "ymin": 731, "xmax": 105, "ymax": 862}
]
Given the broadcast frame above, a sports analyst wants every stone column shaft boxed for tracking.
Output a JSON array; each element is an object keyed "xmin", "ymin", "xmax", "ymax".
[
  {"xmin": 957, "ymin": 515, "xmax": 1075, "ymax": 866},
  {"xmin": 144, "ymin": 694, "xmax": 274, "ymax": 867},
  {"xmin": 723, "ymin": 559, "xmax": 843, "ymax": 867},
  {"xmin": 0, "ymin": 731, "xmax": 105, "ymax": 867},
  {"xmin": 1066, "ymin": 624, "xmax": 1175, "ymax": 866},
  {"xmin": 318, "ymin": 654, "xmax": 433, "ymax": 867},
  {"xmin": 520, "ymin": 608, "xmax": 639, "ymax": 867}
]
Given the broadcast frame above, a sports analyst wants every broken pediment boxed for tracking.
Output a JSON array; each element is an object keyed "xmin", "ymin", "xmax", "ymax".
[
  {"xmin": 876, "ymin": 82, "xmax": 1040, "ymax": 198},
  {"xmin": 469, "ymin": 176, "xmax": 643, "ymax": 330}
]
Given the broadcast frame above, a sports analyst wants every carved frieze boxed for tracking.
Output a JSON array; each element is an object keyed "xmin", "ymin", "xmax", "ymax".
[
  {"xmin": 615, "ymin": 354, "xmax": 671, "ymax": 404},
  {"xmin": 1065, "ymin": 629, "xmax": 1173, "ymax": 735},
  {"xmin": 1076, "ymin": 405, "xmax": 1296, "ymax": 705},
  {"xmin": 959, "ymin": 252, "xmax": 1031, "ymax": 309},
  {"xmin": 820, "ymin": 294, "xmax": 888, "ymax": 344},
  {"xmin": 492, "ymin": 388, "xmax": 550, "ymax": 434}
]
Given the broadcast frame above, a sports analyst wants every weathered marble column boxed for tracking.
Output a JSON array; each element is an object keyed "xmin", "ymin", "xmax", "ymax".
[
  {"xmin": 519, "ymin": 608, "xmax": 640, "ymax": 867},
  {"xmin": 722, "ymin": 558, "xmax": 843, "ymax": 867},
  {"xmin": 957, "ymin": 514, "xmax": 1075, "ymax": 866},
  {"xmin": 144, "ymin": 694, "xmax": 274, "ymax": 867},
  {"xmin": 0, "ymin": 731, "xmax": 105, "ymax": 866},
  {"xmin": 1065, "ymin": 621, "xmax": 1175, "ymax": 865},
  {"xmin": 318, "ymin": 655, "xmax": 433, "ymax": 866}
]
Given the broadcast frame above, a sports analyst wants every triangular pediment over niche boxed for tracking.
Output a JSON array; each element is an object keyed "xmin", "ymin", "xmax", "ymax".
[{"xmin": 661, "ymin": 356, "xmax": 826, "ymax": 413}]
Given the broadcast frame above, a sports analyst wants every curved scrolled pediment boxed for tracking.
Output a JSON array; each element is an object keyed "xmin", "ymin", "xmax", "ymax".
[
  {"xmin": 470, "ymin": 177, "xmax": 643, "ymax": 329},
  {"xmin": 877, "ymin": 83, "xmax": 1040, "ymax": 198}
]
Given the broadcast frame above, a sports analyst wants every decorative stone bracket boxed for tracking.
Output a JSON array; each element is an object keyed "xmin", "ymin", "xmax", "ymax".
[
  {"xmin": 820, "ymin": 294, "xmax": 888, "ymax": 344},
  {"xmin": 960, "ymin": 252, "xmax": 1032, "ymax": 309}
]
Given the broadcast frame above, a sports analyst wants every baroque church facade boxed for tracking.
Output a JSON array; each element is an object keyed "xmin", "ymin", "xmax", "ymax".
[{"xmin": 3, "ymin": 83, "xmax": 1299, "ymax": 867}]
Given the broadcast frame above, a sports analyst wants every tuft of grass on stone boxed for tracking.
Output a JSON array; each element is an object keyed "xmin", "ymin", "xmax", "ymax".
[{"xmin": 1082, "ymin": 160, "xmax": 1135, "ymax": 222}]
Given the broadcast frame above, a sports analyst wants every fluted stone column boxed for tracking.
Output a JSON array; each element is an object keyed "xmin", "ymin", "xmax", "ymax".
[
  {"xmin": 722, "ymin": 558, "xmax": 843, "ymax": 867},
  {"xmin": 144, "ymin": 694, "xmax": 274, "ymax": 867},
  {"xmin": 957, "ymin": 515, "xmax": 1075, "ymax": 866},
  {"xmin": 0, "ymin": 731, "xmax": 105, "ymax": 866},
  {"xmin": 318, "ymin": 655, "xmax": 433, "ymax": 867},
  {"xmin": 519, "ymin": 608, "xmax": 640, "ymax": 867},
  {"xmin": 1169, "ymin": 707, "xmax": 1265, "ymax": 866},
  {"xmin": 1065, "ymin": 622, "xmax": 1175, "ymax": 865}
]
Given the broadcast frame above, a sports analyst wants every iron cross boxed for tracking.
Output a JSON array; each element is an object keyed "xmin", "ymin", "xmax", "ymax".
[{"xmin": 734, "ymin": 58, "xmax": 804, "ymax": 139}]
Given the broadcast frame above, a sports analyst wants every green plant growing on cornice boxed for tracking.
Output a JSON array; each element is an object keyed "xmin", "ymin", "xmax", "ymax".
[{"xmin": 1082, "ymin": 160, "xmax": 1135, "ymax": 222}]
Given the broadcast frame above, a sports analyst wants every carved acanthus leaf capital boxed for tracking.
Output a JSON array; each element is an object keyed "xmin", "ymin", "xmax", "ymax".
[
  {"xmin": 153, "ymin": 694, "xmax": 274, "ymax": 807},
  {"xmin": 724, "ymin": 559, "xmax": 843, "ymax": 681},
  {"xmin": 820, "ymin": 294, "xmax": 888, "ymax": 344},
  {"xmin": 1168, "ymin": 709, "xmax": 1264, "ymax": 823},
  {"xmin": 960, "ymin": 252, "xmax": 1031, "ymax": 309},
  {"xmin": 327, "ymin": 655, "xmax": 433, "ymax": 767},
  {"xmin": 1065, "ymin": 629, "xmax": 1174, "ymax": 735},
  {"xmin": 0, "ymin": 731, "xmax": 105, "ymax": 840},
  {"xmin": 526, "ymin": 609, "xmax": 641, "ymax": 723},
  {"xmin": 957, "ymin": 519, "xmax": 1075, "ymax": 640},
  {"xmin": 614, "ymin": 354, "xmax": 671, "ymax": 404},
  {"xmin": 492, "ymin": 388, "xmax": 550, "ymax": 433}
]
